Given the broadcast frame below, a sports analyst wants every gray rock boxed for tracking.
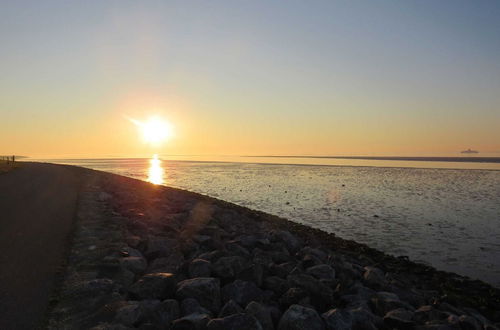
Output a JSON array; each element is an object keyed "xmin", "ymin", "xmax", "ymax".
[
  {"xmin": 278, "ymin": 304, "xmax": 325, "ymax": 330},
  {"xmin": 181, "ymin": 298, "xmax": 212, "ymax": 317},
  {"xmin": 306, "ymin": 264, "xmax": 335, "ymax": 280},
  {"xmin": 219, "ymin": 299, "xmax": 243, "ymax": 317},
  {"xmin": 129, "ymin": 273, "xmax": 176, "ymax": 300},
  {"xmin": 172, "ymin": 313, "xmax": 210, "ymax": 330},
  {"xmin": 322, "ymin": 308, "xmax": 352, "ymax": 330},
  {"xmin": 189, "ymin": 259, "xmax": 211, "ymax": 278},
  {"xmin": 383, "ymin": 308, "xmax": 414, "ymax": 328},
  {"xmin": 207, "ymin": 313, "xmax": 263, "ymax": 330},
  {"xmin": 176, "ymin": 277, "xmax": 221, "ymax": 314},
  {"xmin": 363, "ymin": 266, "xmax": 386, "ymax": 289},
  {"xmin": 212, "ymin": 256, "xmax": 247, "ymax": 278},
  {"xmin": 115, "ymin": 302, "xmax": 143, "ymax": 327},
  {"xmin": 245, "ymin": 301, "xmax": 274, "ymax": 330},
  {"xmin": 222, "ymin": 280, "xmax": 264, "ymax": 307},
  {"xmin": 123, "ymin": 246, "xmax": 145, "ymax": 258},
  {"xmin": 121, "ymin": 256, "xmax": 147, "ymax": 274}
]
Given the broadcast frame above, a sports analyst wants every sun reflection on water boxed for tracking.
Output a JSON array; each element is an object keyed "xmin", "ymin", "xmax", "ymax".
[{"xmin": 148, "ymin": 154, "xmax": 164, "ymax": 185}]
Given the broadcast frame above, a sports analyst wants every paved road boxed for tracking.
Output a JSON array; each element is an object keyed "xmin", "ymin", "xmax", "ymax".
[{"xmin": 0, "ymin": 163, "xmax": 81, "ymax": 329}]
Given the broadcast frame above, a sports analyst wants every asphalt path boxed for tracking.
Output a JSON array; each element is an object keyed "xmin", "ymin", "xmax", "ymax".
[{"xmin": 0, "ymin": 163, "xmax": 80, "ymax": 329}]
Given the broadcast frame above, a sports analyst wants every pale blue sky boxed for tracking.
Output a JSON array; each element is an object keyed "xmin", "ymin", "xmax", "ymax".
[{"xmin": 1, "ymin": 1, "xmax": 499, "ymax": 156}]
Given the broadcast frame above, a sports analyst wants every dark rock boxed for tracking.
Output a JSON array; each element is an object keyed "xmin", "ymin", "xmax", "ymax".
[
  {"xmin": 129, "ymin": 273, "xmax": 176, "ymax": 300},
  {"xmin": 222, "ymin": 280, "xmax": 264, "ymax": 306},
  {"xmin": 306, "ymin": 264, "xmax": 335, "ymax": 280},
  {"xmin": 161, "ymin": 299, "xmax": 181, "ymax": 325},
  {"xmin": 278, "ymin": 304, "xmax": 325, "ymax": 330},
  {"xmin": 263, "ymin": 276, "xmax": 289, "ymax": 296},
  {"xmin": 269, "ymin": 262, "xmax": 296, "ymax": 279},
  {"xmin": 197, "ymin": 250, "xmax": 229, "ymax": 262},
  {"xmin": 458, "ymin": 315, "xmax": 483, "ymax": 330},
  {"xmin": 237, "ymin": 263, "xmax": 264, "ymax": 287},
  {"xmin": 121, "ymin": 256, "xmax": 147, "ymax": 274},
  {"xmin": 299, "ymin": 247, "xmax": 328, "ymax": 262},
  {"xmin": 148, "ymin": 251, "xmax": 185, "ymax": 273},
  {"xmin": 253, "ymin": 249, "xmax": 274, "ymax": 266},
  {"xmin": 181, "ymin": 298, "xmax": 212, "ymax": 317},
  {"xmin": 270, "ymin": 231, "xmax": 301, "ymax": 253},
  {"xmin": 245, "ymin": 301, "xmax": 274, "ymax": 330},
  {"xmin": 322, "ymin": 308, "xmax": 352, "ymax": 330},
  {"xmin": 219, "ymin": 299, "xmax": 243, "ymax": 317},
  {"xmin": 176, "ymin": 277, "xmax": 221, "ymax": 314},
  {"xmin": 370, "ymin": 291, "xmax": 414, "ymax": 316},
  {"xmin": 413, "ymin": 305, "xmax": 450, "ymax": 323},
  {"xmin": 189, "ymin": 259, "xmax": 211, "ymax": 278},
  {"xmin": 226, "ymin": 241, "xmax": 251, "ymax": 257},
  {"xmin": 212, "ymin": 256, "xmax": 247, "ymax": 278},
  {"xmin": 349, "ymin": 306, "xmax": 381, "ymax": 330},
  {"xmin": 300, "ymin": 254, "xmax": 323, "ymax": 269},
  {"xmin": 115, "ymin": 302, "xmax": 143, "ymax": 327},
  {"xmin": 90, "ymin": 323, "xmax": 134, "ymax": 330},
  {"xmin": 279, "ymin": 287, "xmax": 310, "ymax": 307},
  {"xmin": 287, "ymin": 274, "xmax": 334, "ymax": 309},
  {"xmin": 363, "ymin": 266, "xmax": 386, "ymax": 289},
  {"xmin": 145, "ymin": 238, "xmax": 179, "ymax": 259},
  {"xmin": 384, "ymin": 308, "xmax": 414, "ymax": 328},
  {"xmin": 208, "ymin": 313, "xmax": 263, "ymax": 330},
  {"xmin": 172, "ymin": 313, "xmax": 210, "ymax": 330}
]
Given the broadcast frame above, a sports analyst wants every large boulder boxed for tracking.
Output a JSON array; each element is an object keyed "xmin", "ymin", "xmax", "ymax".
[
  {"xmin": 181, "ymin": 298, "xmax": 212, "ymax": 317},
  {"xmin": 245, "ymin": 301, "xmax": 274, "ymax": 330},
  {"xmin": 212, "ymin": 256, "xmax": 247, "ymax": 278},
  {"xmin": 270, "ymin": 231, "xmax": 301, "ymax": 253},
  {"xmin": 306, "ymin": 264, "xmax": 335, "ymax": 280},
  {"xmin": 207, "ymin": 313, "xmax": 263, "ymax": 330},
  {"xmin": 171, "ymin": 313, "xmax": 210, "ymax": 330},
  {"xmin": 219, "ymin": 300, "xmax": 243, "ymax": 317},
  {"xmin": 145, "ymin": 237, "xmax": 179, "ymax": 259},
  {"xmin": 121, "ymin": 256, "xmax": 147, "ymax": 274},
  {"xmin": 363, "ymin": 266, "xmax": 386, "ymax": 289},
  {"xmin": 287, "ymin": 274, "xmax": 334, "ymax": 309},
  {"xmin": 222, "ymin": 280, "xmax": 264, "ymax": 307},
  {"xmin": 278, "ymin": 304, "xmax": 325, "ymax": 330},
  {"xmin": 383, "ymin": 308, "xmax": 414, "ymax": 328},
  {"xmin": 148, "ymin": 251, "xmax": 185, "ymax": 273},
  {"xmin": 176, "ymin": 277, "xmax": 221, "ymax": 314},
  {"xmin": 129, "ymin": 273, "xmax": 176, "ymax": 300},
  {"xmin": 189, "ymin": 259, "xmax": 211, "ymax": 278},
  {"xmin": 322, "ymin": 308, "xmax": 352, "ymax": 330}
]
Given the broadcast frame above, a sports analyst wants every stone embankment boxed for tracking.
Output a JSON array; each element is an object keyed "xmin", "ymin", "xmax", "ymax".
[{"xmin": 48, "ymin": 170, "xmax": 500, "ymax": 329}]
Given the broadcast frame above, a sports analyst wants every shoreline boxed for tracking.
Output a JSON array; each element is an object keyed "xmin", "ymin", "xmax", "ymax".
[{"xmin": 43, "ymin": 163, "xmax": 500, "ymax": 329}]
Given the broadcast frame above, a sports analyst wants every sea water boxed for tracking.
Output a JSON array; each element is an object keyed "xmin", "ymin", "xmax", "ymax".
[{"xmin": 30, "ymin": 156, "xmax": 500, "ymax": 287}]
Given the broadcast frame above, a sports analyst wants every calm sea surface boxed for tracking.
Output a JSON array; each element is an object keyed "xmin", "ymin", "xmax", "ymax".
[{"xmin": 28, "ymin": 156, "xmax": 500, "ymax": 287}]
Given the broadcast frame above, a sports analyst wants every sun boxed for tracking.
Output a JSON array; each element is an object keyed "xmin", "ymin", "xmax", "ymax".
[{"xmin": 128, "ymin": 116, "xmax": 173, "ymax": 145}]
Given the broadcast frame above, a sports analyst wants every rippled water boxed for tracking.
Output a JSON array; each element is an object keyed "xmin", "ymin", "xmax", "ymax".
[{"xmin": 30, "ymin": 157, "xmax": 500, "ymax": 287}]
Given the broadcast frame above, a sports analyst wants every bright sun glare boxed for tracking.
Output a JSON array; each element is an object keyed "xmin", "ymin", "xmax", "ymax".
[{"xmin": 128, "ymin": 116, "xmax": 173, "ymax": 145}]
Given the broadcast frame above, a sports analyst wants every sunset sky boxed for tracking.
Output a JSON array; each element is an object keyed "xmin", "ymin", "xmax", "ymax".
[{"xmin": 1, "ymin": 1, "xmax": 499, "ymax": 158}]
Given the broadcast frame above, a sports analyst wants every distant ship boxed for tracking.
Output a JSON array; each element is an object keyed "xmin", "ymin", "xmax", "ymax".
[{"xmin": 461, "ymin": 148, "xmax": 479, "ymax": 154}]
